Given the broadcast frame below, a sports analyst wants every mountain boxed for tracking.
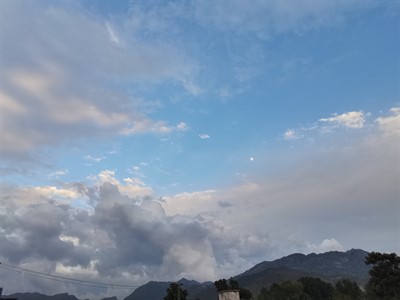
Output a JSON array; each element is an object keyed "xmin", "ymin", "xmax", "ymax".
[
  {"xmin": 1, "ymin": 293, "xmax": 79, "ymax": 300},
  {"xmin": 2, "ymin": 249, "xmax": 370, "ymax": 300},
  {"xmin": 124, "ymin": 278, "xmax": 213, "ymax": 300},
  {"xmin": 239, "ymin": 248, "xmax": 370, "ymax": 282},
  {"xmin": 1, "ymin": 292, "xmax": 117, "ymax": 300},
  {"xmin": 123, "ymin": 249, "xmax": 370, "ymax": 300}
]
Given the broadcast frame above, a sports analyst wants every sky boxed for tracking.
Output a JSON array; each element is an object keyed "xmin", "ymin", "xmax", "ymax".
[{"xmin": 0, "ymin": 0, "xmax": 399, "ymax": 299}]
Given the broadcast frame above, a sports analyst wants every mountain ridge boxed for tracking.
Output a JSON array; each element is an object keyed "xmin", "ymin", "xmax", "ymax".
[
  {"xmin": 125, "ymin": 249, "xmax": 370, "ymax": 300},
  {"xmin": 2, "ymin": 249, "xmax": 370, "ymax": 300}
]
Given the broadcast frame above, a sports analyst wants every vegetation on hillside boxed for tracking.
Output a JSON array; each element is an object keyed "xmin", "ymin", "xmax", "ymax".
[
  {"xmin": 214, "ymin": 278, "xmax": 253, "ymax": 299},
  {"xmin": 164, "ymin": 283, "xmax": 188, "ymax": 300},
  {"xmin": 255, "ymin": 251, "xmax": 400, "ymax": 300}
]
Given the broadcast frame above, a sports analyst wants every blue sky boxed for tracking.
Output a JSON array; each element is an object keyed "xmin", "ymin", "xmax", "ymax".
[{"xmin": 1, "ymin": 0, "xmax": 399, "ymax": 298}]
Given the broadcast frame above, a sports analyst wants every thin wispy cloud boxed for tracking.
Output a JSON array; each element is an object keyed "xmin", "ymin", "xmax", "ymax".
[{"xmin": 105, "ymin": 22, "xmax": 120, "ymax": 45}]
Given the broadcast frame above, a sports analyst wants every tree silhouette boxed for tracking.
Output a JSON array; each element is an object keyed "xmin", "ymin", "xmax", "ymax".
[
  {"xmin": 365, "ymin": 252, "xmax": 400, "ymax": 299},
  {"xmin": 164, "ymin": 282, "xmax": 188, "ymax": 300},
  {"xmin": 334, "ymin": 279, "xmax": 364, "ymax": 300},
  {"xmin": 214, "ymin": 277, "xmax": 252, "ymax": 299}
]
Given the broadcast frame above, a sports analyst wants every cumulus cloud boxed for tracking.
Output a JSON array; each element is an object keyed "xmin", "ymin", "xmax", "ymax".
[
  {"xmin": 319, "ymin": 111, "xmax": 366, "ymax": 129},
  {"xmin": 1, "ymin": 107, "xmax": 398, "ymax": 298},
  {"xmin": 0, "ymin": 180, "xmax": 235, "ymax": 298}
]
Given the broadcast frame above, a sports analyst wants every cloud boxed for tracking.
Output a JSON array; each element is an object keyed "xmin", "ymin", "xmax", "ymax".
[
  {"xmin": 319, "ymin": 111, "xmax": 366, "ymax": 129},
  {"xmin": 282, "ymin": 110, "xmax": 372, "ymax": 140},
  {"xmin": 283, "ymin": 129, "xmax": 300, "ymax": 140},
  {"xmin": 306, "ymin": 238, "xmax": 344, "ymax": 253},
  {"xmin": 122, "ymin": 120, "xmax": 190, "ymax": 135},
  {"xmin": 105, "ymin": 22, "xmax": 120, "ymax": 45},
  {"xmin": 376, "ymin": 107, "xmax": 400, "ymax": 136},
  {"xmin": 1, "ymin": 1, "xmax": 198, "ymax": 166},
  {"xmin": 84, "ymin": 155, "xmax": 106, "ymax": 163},
  {"xmin": 48, "ymin": 169, "xmax": 69, "ymax": 179},
  {"xmin": 176, "ymin": 121, "xmax": 190, "ymax": 132},
  {"xmin": 0, "ymin": 181, "xmax": 230, "ymax": 298},
  {"xmin": 199, "ymin": 133, "xmax": 210, "ymax": 139},
  {"xmin": 1, "ymin": 108, "xmax": 398, "ymax": 298}
]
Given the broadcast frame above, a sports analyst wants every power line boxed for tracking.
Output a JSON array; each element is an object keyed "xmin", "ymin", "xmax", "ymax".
[{"xmin": 0, "ymin": 262, "xmax": 140, "ymax": 290}]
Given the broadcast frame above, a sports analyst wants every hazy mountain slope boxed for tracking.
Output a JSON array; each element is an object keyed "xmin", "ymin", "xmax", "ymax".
[
  {"xmin": 239, "ymin": 249, "xmax": 370, "ymax": 282},
  {"xmin": 2, "ymin": 292, "xmax": 117, "ymax": 300},
  {"xmin": 123, "ymin": 249, "xmax": 370, "ymax": 300},
  {"xmin": 124, "ymin": 278, "xmax": 213, "ymax": 300},
  {"xmin": 2, "ymin": 249, "xmax": 370, "ymax": 300},
  {"xmin": 2, "ymin": 293, "xmax": 79, "ymax": 300}
]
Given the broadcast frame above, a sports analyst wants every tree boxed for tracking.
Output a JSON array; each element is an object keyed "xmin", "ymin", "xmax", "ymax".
[
  {"xmin": 214, "ymin": 277, "xmax": 252, "ymax": 299},
  {"xmin": 265, "ymin": 280, "xmax": 309, "ymax": 300},
  {"xmin": 214, "ymin": 279, "xmax": 229, "ymax": 291},
  {"xmin": 365, "ymin": 251, "xmax": 400, "ymax": 299},
  {"xmin": 239, "ymin": 287, "xmax": 253, "ymax": 300},
  {"xmin": 298, "ymin": 277, "xmax": 334, "ymax": 300},
  {"xmin": 334, "ymin": 279, "xmax": 364, "ymax": 300},
  {"xmin": 164, "ymin": 283, "xmax": 188, "ymax": 300}
]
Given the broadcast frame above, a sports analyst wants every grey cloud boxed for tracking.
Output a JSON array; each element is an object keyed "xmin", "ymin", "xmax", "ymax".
[
  {"xmin": 0, "ymin": 181, "xmax": 236, "ymax": 297},
  {"xmin": 0, "ymin": 197, "xmax": 91, "ymax": 267}
]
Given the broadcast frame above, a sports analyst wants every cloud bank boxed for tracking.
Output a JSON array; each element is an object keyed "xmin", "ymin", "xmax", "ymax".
[{"xmin": 1, "ymin": 108, "xmax": 398, "ymax": 298}]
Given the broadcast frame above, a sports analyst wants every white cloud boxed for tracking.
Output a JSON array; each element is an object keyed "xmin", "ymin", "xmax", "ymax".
[
  {"xmin": 32, "ymin": 186, "xmax": 80, "ymax": 200},
  {"xmin": 282, "ymin": 110, "xmax": 370, "ymax": 141},
  {"xmin": 92, "ymin": 169, "xmax": 152, "ymax": 198},
  {"xmin": 376, "ymin": 106, "xmax": 400, "ymax": 136},
  {"xmin": 199, "ymin": 133, "xmax": 210, "ymax": 139},
  {"xmin": 319, "ymin": 111, "xmax": 365, "ymax": 129},
  {"xmin": 162, "ymin": 190, "xmax": 217, "ymax": 216},
  {"xmin": 283, "ymin": 129, "xmax": 300, "ymax": 140},
  {"xmin": 176, "ymin": 121, "xmax": 190, "ymax": 131},
  {"xmin": 306, "ymin": 238, "xmax": 344, "ymax": 253},
  {"xmin": 48, "ymin": 169, "xmax": 69, "ymax": 179},
  {"xmin": 105, "ymin": 22, "xmax": 120, "ymax": 45},
  {"xmin": 122, "ymin": 120, "xmax": 191, "ymax": 135}
]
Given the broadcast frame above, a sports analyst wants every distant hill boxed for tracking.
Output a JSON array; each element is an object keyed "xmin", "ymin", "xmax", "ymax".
[
  {"xmin": 239, "ymin": 248, "xmax": 369, "ymax": 280},
  {"xmin": 1, "ymin": 293, "xmax": 79, "ymax": 300},
  {"xmin": 124, "ymin": 278, "xmax": 213, "ymax": 300},
  {"xmin": 124, "ymin": 249, "xmax": 370, "ymax": 300},
  {"xmin": 234, "ymin": 249, "xmax": 370, "ymax": 296},
  {"xmin": 1, "ymin": 292, "xmax": 117, "ymax": 300},
  {"xmin": 2, "ymin": 249, "xmax": 370, "ymax": 300}
]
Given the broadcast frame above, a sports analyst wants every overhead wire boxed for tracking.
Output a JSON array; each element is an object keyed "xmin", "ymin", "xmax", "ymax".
[{"xmin": 0, "ymin": 262, "xmax": 140, "ymax": 290}]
